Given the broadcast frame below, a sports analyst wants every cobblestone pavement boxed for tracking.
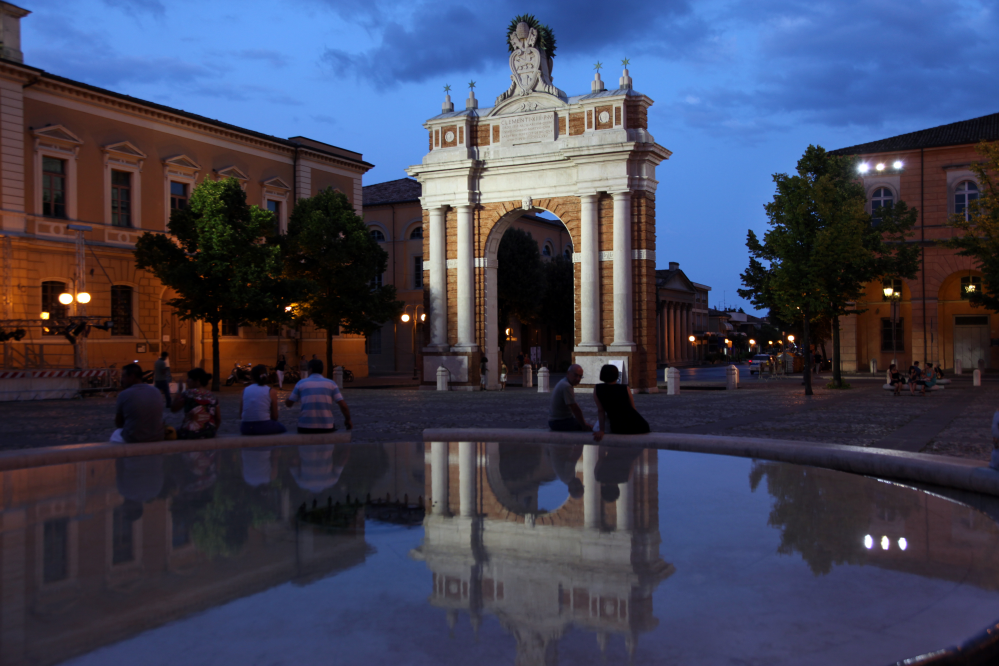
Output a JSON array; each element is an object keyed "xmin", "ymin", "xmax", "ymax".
[{"xmin": 3, "ymin": 375, "xmax": 996, "ymax": 460}]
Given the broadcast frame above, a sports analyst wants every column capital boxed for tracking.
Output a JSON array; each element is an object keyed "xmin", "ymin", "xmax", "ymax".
[
  {"xmin": 577, "ymin": 192, "xmax": 600, "ymax": 201},
  {"xmin": 610, "ymin": 190, "xmax": 632, "ymax": 200}
]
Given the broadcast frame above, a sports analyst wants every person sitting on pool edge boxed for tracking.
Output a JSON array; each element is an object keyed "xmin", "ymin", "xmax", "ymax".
[
  {"xmin": 548, "ymin": 364, "xmax": 592, "ymax": 432},
  {"xmin": 593, "ymin": 364, "xmax": 650, "ymax": 442},
  {"xmin": 111, "ymin": 363, "xmax": 164, "ymax": 443},
  {"xmin": 240, "ymin": 364, "xmax": 287, "ymax": 435},
  {"xmin": 286, "ymin": 359, "xmax": 352, "ymax": 433}
]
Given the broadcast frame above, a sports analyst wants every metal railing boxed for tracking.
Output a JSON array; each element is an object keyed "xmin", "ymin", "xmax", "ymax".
[{"xmin": 3, "ymin": 343, "xmax": 75, "ymax": 370}]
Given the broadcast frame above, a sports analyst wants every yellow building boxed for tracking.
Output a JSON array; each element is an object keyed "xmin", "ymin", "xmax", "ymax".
[{"xmin": 0, "ymin": 4, "xmax": 372, "ymax": 394}]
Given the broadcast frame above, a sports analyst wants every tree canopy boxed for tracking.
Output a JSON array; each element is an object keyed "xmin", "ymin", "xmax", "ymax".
[
  {"xmin": 497, "ymin": 228, "xmax": 545, "ymax": 346},
  {"xmin": 947, "ymin": 141, "xmax": 999, "ymax": 312},
  {"xmin": 284, "ymin": 188, "xmax": 403, "ymax": 373},
  {"xmin": 134, "ymin": 177, "xmax": 289, "ymax": 390}
]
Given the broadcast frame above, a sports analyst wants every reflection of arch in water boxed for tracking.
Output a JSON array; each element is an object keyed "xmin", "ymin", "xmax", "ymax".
[{"xmin": 485, "ymin": 442, "xmax": 575, "ymax": 521}]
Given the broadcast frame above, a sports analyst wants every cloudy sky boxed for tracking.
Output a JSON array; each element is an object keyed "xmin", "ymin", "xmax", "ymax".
[{"xmin": 21, "ymin": 0, "xmax": 999, "ymax": 312}]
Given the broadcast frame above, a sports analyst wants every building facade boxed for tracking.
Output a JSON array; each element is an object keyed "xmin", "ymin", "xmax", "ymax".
[
  {"xmin": 655, "ymin": 262, "xmax": 710, "ymax": 366},
  {"xmin": 0, "ymin": 4, "xmax": 372, "ymax": 390},
  {"xmin": 831, "ymin": 112, "xmax": 999, "ymax": 372},
  {"xmin": 362, "ymin": 177, "xmax": 574, "ymax": 376}
]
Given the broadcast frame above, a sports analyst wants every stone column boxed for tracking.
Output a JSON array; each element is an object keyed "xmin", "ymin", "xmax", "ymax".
[
  {"xmin": 459, "ymin": 441, "xmax": 476, "ymax": 517},
  {"xmin": 427, "ymin": 207, "xmax": 449, "ymax": 351},
  {"xmin": 616, "ymin": 475, "xmax": 633, "ymax": 531},
  {"xmin": 610, "ymin": 192, "xmax": 635, "ymax": 350},
  {"xmin": 455, "ymin": 205, "xmax": 477, "ymax": 350},
  {"xmin": 682, "ymin": 306, "xmax": 690, "ymax": 361},
  {"xmin": 578, "ymin": 194, "xmax": 603, "ymax": 350},
  {"xmin": 665, "ymin": 303, "xmax": 674, "ymax": 362},
  {"xmin": 431, "ymin": 441, "xmax": 449, "ymax": 516},
  {"xmin": 583, "ymin": 444, "xmax": 600, "ymax": 529}
]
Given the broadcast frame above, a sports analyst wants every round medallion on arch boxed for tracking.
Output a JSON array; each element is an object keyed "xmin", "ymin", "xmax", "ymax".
[
  {"xmin": 444, "ymin": 131, "xmax": 455, "ymax": 143},
  {"xmin": 598, "ymin": 111, "xmax": 610, "ymax": 124}
]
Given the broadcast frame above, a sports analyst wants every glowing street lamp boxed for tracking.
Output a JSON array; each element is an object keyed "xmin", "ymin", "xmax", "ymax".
[
  {"xmin": 787, "ymin": 335, "xmax": 795, "ymax": 343},
  {"xmin": 76, "ymin": 292, "xmax": 91, "ymax": 304},
  {"xmin": 858, "ymin": 163, "xmax": 870, "ymax": 174},
  {"xmin": 688, "ymin": 335, "xmax": 695, "ymax": 343},
  {"xmin": 876, "ymin": 163, "xmax": 885, "ymax": 172},
  {"xmin": 58, "ymin": 292, "xmax": 74, "ymax": 305},
  {"xmin": 401, "ymin": 313, "xmax": 411, "ymax": 323},
  {"xmin": 893, "ymin": 160, "xmax": 903, "ymax": 170}
]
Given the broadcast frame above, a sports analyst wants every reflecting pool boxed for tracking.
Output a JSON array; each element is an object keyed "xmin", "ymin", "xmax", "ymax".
[{"xmin": 1, "ymin": 442, "xmax": 998, "ymax": 665}]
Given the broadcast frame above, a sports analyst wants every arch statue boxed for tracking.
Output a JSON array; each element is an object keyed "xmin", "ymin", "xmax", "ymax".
[{"xmin": 407, "ymin": 20, "xmax": 671, "ymax": 392}]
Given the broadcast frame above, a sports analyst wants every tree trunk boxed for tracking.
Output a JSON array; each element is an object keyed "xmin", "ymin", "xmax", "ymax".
[
  {"xmin": 802, "ymin": 313, "xmax": 813, "ymax": 396},
  {"xmin": 326, "ymin": 329, "xmax": 334, "ymax": 378},
  {"xmin": 832, "ymin": 314, "xmax": 842, "ymax": 388},
  {"xmin": 210, "ymin": 319, "xmax": 221, "ymax": 392}
]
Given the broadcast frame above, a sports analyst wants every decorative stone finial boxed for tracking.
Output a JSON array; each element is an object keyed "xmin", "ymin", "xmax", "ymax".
[
  {"xmin": 466, "ymin": 80, "xmax": 478, "ymax": 109},
  {"xmin": 442, "ymin": 84, "xmax": 454, "ymax": 113},
  {"xmin": 592, "ymin": 62, "xmax": 605, "ymax": 93},
  {"xmin": 619, "ymin": 58, "xmax": 633, "ymax": 89},
  {"xmin": 497, "ymin": 15, "xmax": 565, "ymax": 105}
]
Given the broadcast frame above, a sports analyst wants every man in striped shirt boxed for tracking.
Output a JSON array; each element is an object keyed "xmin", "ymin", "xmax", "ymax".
[{"xmin": 285, "ymin": 359, "xmax": 352, "ymax": 433}]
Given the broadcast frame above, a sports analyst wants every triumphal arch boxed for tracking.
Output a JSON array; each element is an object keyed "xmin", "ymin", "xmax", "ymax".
[{"xmin": 408, "ymin": 19, "xmax": 671, "ymax": 392}]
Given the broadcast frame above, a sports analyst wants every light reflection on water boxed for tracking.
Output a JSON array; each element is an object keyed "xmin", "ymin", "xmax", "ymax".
[{"xmin": 0, "ymin": 442, "xmax": 997, "ymax": 665}]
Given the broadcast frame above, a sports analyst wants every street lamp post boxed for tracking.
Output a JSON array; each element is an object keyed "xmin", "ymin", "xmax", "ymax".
[
  {"xmin": 401, "ymin": 307, "xmax": 426, "ymax": 380},
  {"xmin": 883, "ymin": 285, "xmax": 899, "ymax": 368}
]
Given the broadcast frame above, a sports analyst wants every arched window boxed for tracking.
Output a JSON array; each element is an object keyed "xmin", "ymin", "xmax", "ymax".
[
  {"xmin": 410, "ymin": 226, "xmax": 423, "ymax": 239},
  {"xmin": 955, "ymin": 181, "xmax": 979, "ymax": 220},
  {"xmin": 563, "ymin": 248, "xmax": 572, "ymax": 261},
  {"xmin": 542, "ymin": 243, "xmax": 552, "ymax": 257},
  {"xmin": 111, "ymin": 285, "xmax": 134, "ymax": 336},
  {"xmin": 369, "ymin": 229, "xmax": 385, "ymax": 242},
  {"xmin": 871, "ymin": 187, "xmax": 893, "ymax": 223},
  {"xmin": 41, "ymin": 281, "xmax": 68, "ymax": 333}
]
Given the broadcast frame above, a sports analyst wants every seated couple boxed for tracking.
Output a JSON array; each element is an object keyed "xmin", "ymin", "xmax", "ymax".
[
  {"xmin": 240, "ymin": 359, "xmax": 352, "ymax": 435},
  {"xmin": 548, "ymin": 363, "xmax": 650, "ymax": 441}
]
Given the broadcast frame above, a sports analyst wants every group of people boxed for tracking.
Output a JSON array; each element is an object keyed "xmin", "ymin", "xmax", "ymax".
[
  {"xmin": 111, "ymin": 353, "xmax": 351, "ymax": 444},
  {"xmin": 887, "ymin": 360, "xmax": 944, "ymax": 396},
  {"xmin": 547, "ymin": 363, "xmax": 650, "ymax": 441}
]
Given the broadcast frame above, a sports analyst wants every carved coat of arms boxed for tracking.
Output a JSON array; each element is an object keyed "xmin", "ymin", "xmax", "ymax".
[{"xmin": 496, "ymin": 21, "xmax": 564, "ymax": 106}]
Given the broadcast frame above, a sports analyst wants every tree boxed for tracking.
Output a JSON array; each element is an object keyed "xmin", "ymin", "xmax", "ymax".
[
  {"xmin": 285, "ymin": 188, "xmax": 403, "ymax": 374},
  {"xmin": 947, "ymin": 141, "xmax": 999, "ymax": 312},
  {"xmin": 540, "ymin": 254, "xmax": 574, "ymax": 361},
  {"xmin": 497, "ymin": 228, "xmax": 546, "ymax": 348},
  {"xmin": 134, "ymin": 177, "xmax": 290, "ymax": 390}
]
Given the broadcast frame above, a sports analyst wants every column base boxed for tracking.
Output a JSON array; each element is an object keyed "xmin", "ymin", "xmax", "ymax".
[
  {"xmin": 421, "ymin": 349, "xmax": 483, "ymax": 390},
  {"xmin": 608, "ymin": 342, "xmax": 637, "ymax": 352},
  {"xmin": 423, "ymin": 344, "xmax": 451, "ymax": 353},
  {"xmin": 451, "ymin": 344, "xmax": 479, "ymax": 352},
  {"xmin": 575, "ymin": 342, "xmax": 606, "ymax": 352}
]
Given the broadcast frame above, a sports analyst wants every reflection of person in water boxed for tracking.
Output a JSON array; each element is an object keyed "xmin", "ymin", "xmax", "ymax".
[
  {"xmin": 242, "ymin": 449, "xmax": 278, "ymax": 487},
  {"xmin": 594, "ymin": 446, "xmax": 642, "ymax": 502},
  {"xmin": 291, "ymin": 445, "xmax": 351, "ymax": 494},
  {"xmin": 546, "ymin": 444, "xmax": 584, "ymax": 499},
  {"xmin": 116, "ymin": 455, "xmax": 165, "ymax": 521}
]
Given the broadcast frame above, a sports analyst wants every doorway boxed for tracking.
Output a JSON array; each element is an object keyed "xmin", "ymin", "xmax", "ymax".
[{"xmin": 953, "ymin": 315, "xmax": 990, "ymax": 370}]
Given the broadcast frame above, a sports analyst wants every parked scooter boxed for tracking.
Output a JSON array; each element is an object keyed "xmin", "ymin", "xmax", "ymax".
[{"xmin": 224, "ymin": 361, "xmax": 253, "ymax": 387}]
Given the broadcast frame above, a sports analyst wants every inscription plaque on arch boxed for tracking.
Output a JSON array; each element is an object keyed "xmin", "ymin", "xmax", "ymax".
[{"xmin": 499, "ymin": 112, "xmax": 556, "ymax": 146}]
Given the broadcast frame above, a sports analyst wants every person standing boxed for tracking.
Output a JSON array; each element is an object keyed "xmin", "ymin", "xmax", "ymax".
[
  {"xmin": 300, "ymin": 355, "xmax": 309, "ymax": 379},
  {"xmin": 153, "ymin": 351, "xmax": 172, "ymax": 408},
  {"xmin": 548, "ymin": 364, "xmax": 592, "ymax": 432},
  {"xmin": 275, "ymin": 355, "xmax": 287, "ymax": 389},
  {"xmin": 240, "ymin": 365, "xmax": 286, "ymax": 435},
  {"xmin": 500, "ymin": 361, "xmax": 508, "ymax": 390},
  {"xmin": 479, "ymin": 356, "xmax": 488, "ymax": 391},
  {"xmin": 592, "ymin": 364, "xmax": 649, "ymax": 441},
  {"xmin": 285, "ymin": 359, "xmax": 352, "ymax": 433},
  {"xmin": 111, "ymin": 363, "xmax": 164, "ymax": 443},
  {"xmin": 908, "ymin": 361, "xmax": 925, "ymax": 396}
]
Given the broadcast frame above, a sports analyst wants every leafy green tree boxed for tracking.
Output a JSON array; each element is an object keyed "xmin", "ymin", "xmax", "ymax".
[
  {"xmin": 134, "ymin": 177, "xmax": 290, "ymax": 390},
  {"xmin": 285, "ymin": 188, "xmax": 403, "ymax": 373},
  {"xmin": 540, "ymin": 254, "xmax": 574, "ymax": 352},
  {"xmin": 497, "ymin": 228, "xmax": 546, "ymax": 349},
  {"xmin": 947, "ymin": 141, "xmax": 999, "ymax": 312}
]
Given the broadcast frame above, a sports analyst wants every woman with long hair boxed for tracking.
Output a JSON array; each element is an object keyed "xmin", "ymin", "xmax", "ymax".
[
  {"xmin": 239, "ymin": 364, "xmax": 287, "ymax": 435},
  {"xmin": 171, "ymin": 368, "xmax": 221, "ymax": 439},
  {"xmin": 592, "ymin": 364, "xmax": 650, "ymax": 442}
]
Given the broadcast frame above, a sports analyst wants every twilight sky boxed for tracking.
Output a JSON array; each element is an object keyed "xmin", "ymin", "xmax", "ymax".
[{"xmin": 21, "ymin": 0, "xmax": 999, "ymax": 312}]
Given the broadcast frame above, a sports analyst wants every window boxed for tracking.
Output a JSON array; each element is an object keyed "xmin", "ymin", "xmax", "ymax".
[
  {"xmin": 42, "ymin": 157, "xmax": 67, "ymax": 218},
  {"xmin": 564, "ymin": 248, "xmax": 572, "ymax": 261},
  {"xmin": 871, "ymin": 187, "xmax": 893, "ymax": 224},
  {"xmin": 370, "ymin": 272, "xmax": 383, "ymax": 289},
  {"xmin": 370, "ymin": 229, "xmax": 385, "ymax": 242},
  {"xmin": 960, "ymin": 276, "xmax": 982, "ymax": 300},
  {"xmin": 42, "ymin": 281, "xmax": 68, "ymax": 329},
  {"xmin": 111, "ymin": 285, "xmax": 134, "ymax": 336},
  {"xmin": 112, "ymin": 506, "xmax": 135, "ymax": 564},
  {"xmin": 955, "ymin": 181, "xmax": 979, "ymax": 220},
  {"xmin": 542, "ymin": 244, "xmax": 552, "ymax": 257},
  {"xmin": 170, "ymin": 181, "xmax": 188, "ymax": 211},
  {"xmin": 955, "ymin": 315, "xmax": 989, "ymax": 326},
  {"xmin": 266, "ymin": 200, "xmax": 281, "ymax": 235},
  {"xmin": 410, "ymin": 226, "xmax": 423, "ymax": 239},
  {"xmin": 880, "ymin": 317, "xmax": 904, "ymax": 352},
  {"xmin": 43, "ymin": 518, "xmax": 69, "ymax": 583},
  {"xmin": 221, "ymin": 320, "xmax": 239, "ymax": 336},
  {"xmin": 365, "ymin": 327, "xmax": 382, "ymax": 355},
  {"xmin": 413, "ymin": 255, "xmax": 424, "ymax": 289},
  {"xmin": 111, "ymin": 170, "xmax": 132, "ymax": 227}
]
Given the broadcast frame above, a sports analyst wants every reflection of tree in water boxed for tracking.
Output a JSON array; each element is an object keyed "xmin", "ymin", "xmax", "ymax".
[{"xmin": 749, "ymin": 461, "xmax": 914, "ymax": 576}]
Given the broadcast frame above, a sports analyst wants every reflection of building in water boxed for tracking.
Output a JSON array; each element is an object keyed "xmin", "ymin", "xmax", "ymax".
[
  {"xmin": 411, "ymin": 443, "xmax": 674, "ymax": 665},
  {"xmin": 0, "ymin": 445, "xmax": 417, "ymax": 666}
]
